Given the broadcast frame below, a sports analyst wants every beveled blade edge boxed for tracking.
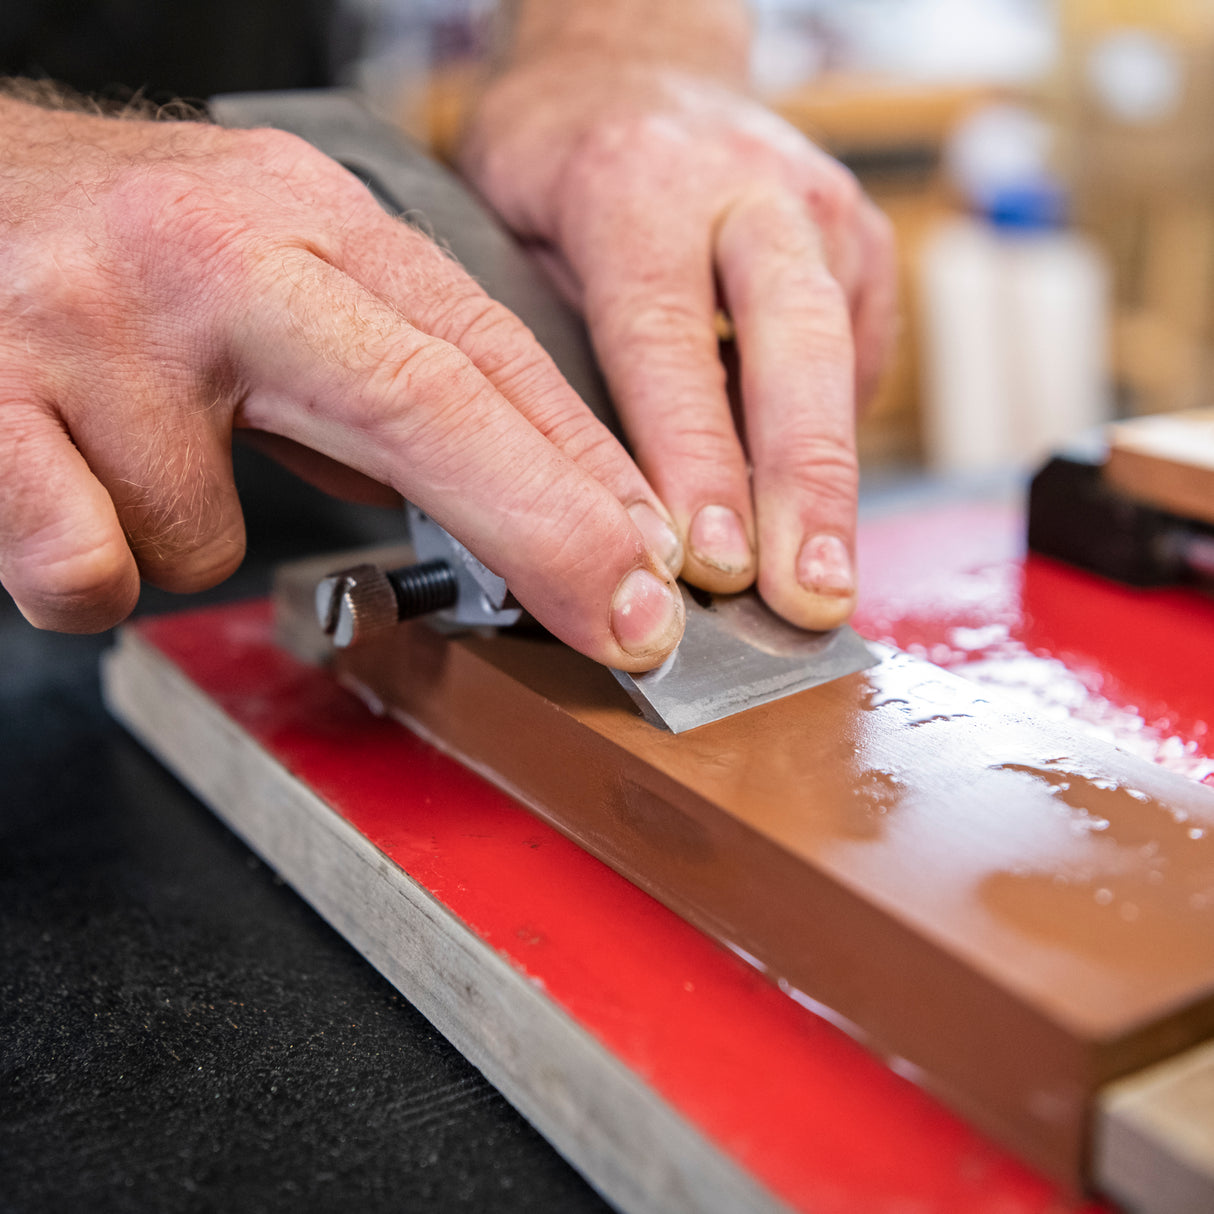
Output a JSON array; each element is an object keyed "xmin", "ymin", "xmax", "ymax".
[{"xmin": 611, "ymin": 586, "xmax": 878, "ymax": 734}]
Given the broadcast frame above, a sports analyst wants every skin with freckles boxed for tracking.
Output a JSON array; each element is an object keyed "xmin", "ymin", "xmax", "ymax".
[
  {"xmin": 461, "ymin": 6, "xmax": 898, "ymax": 630},
  {"xmin": 0, "ymin": 1, "xmax": 896, "ymax": 662},
  {"xmin": 0, "ymin": 94, "xmax": 683, "ymax": 671}
]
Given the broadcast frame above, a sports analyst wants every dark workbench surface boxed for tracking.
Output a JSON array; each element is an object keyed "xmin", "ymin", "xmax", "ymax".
[{"xmin": 0, "ymin": 449, "xmax": 610, "ymax": 1214}]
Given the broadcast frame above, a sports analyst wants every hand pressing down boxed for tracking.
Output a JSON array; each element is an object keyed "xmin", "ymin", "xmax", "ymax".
[
  {"xmin": 0, "ymin": 96, "xmax": 685, "ymax": 671},
  {"xmin": 460, "ymin": 58, "xmax": 898, "ymax": 631}
]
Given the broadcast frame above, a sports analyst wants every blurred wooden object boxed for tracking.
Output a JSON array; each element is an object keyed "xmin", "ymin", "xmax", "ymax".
[
  {"xmin": 1105, "ymin": 407, "xmax": 1214, "ymax": 526},
  {"xmin": 770, "ymin": 76, "xmax": 997, "ymax": 162},
  {"xmin": 1058, "ymin": 1, "xmax": 1214, "ymax": 414},
  {"xmin": 848, "ymin": 191, "xmax": 932, "ymax": 468},
  {"xmin": 1097, "ymin": 1039, "xmax": 1214, "ymax": 1214},
  {"xmin": 1060, "ymin": 1, "xmax": 1214, "ymax": 197},
  {"xmin": 421, "ymin": 58, "xmax": 483, "ymax": 167}
]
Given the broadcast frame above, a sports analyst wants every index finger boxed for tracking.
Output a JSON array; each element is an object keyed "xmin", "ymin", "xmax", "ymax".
[
  {"xmin": 716, "ymin": 186, "xmax": 859, "ymax": 631},
  {"xmin": 230, "ymin": 249, "xmax": 685, "ymax": 670},
  {"xmin": 326, "ymin": 204, "xmax": 686, "ymax": 576}
]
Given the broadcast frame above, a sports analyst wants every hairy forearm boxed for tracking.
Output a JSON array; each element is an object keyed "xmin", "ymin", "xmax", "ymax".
[{"xmin": 497, "ymin": 0, "xmax": 753, "ymax": 86}]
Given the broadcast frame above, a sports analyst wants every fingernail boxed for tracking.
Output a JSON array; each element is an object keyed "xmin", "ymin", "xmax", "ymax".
[
  {"xmin": 796, "ymin": 534, "xmax": 854, "ymax": 597},
  {"xmin": 689, "ymin": 505, "xmax": 752, "ymax": 575},
  {"xmin": 611, "ymin": 568, "xmax": 684, "ymax": 658},
  {"xmin": 628, "ymin": 501, "xmax": 683, "ymax": 572}
]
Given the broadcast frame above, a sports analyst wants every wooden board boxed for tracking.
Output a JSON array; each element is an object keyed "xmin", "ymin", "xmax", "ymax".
[
  {"xmin": 1098, "ymin": 1039, "xmax": 1214, "ymax": 1214},
  {"xmin": 1106, "ymin": 408, "xmax": 1214, "ymax": 526},
  {"xmin": 101, "ymin": 617, "xmax": 778, "ymax": 1214}
]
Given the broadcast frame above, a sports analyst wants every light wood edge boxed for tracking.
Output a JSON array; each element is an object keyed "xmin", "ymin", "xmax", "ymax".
[
  {"xmin": 1104, "ymin": 446, "xmax": 1214, "ymax": 530},
  {"xmin": 1103, "ymin": 410, "xmax": 1214, "ymax": 527},
  {"xmin": 101, "ymin": 627, "xmax": 791, "ymax": 1214},
  {"xmin": 1095, "ymin": 1039, "xmax": 1214, "ymax": 1214}
]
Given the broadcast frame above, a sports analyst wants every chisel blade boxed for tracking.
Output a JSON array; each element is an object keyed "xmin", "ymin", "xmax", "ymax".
[{"xmin": 611, "ymin": 584, "xmax": 878, "ymax": 734}]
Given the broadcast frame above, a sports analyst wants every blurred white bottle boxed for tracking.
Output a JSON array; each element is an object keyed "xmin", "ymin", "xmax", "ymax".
[{"xmin": 918, "ymin": 106, "xmax": 1110, "ymax": 474}]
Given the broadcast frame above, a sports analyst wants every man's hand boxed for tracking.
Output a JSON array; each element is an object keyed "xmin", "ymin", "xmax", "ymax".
[
  {"xmin": 459, "ymin": 3, "xmax": 897, "ymax": 630},
  {"xmin": 0, "ymin": 95, "xmax": 686, "ymax": 670}
]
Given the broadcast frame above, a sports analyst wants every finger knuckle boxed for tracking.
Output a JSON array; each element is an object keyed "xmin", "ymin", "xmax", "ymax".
[
  {"xmin": 141, "ymin": 530, "xmax": 245, "ymax": 592},
  {"xmin": 806, "ymin": 167, "xmax": 863, "ymax": 227},
  {"xmin": 434, "ymin": 293, "xmax": 527, "ymax": 366},
  {"xmin": 657, "ymin": 416, "xmax": 745, "ymax": 473},
  {"xmin": 766, "ymin": 432, "xmax": 858, "ymax": 496},
  {"xmin": 598, "ymin": 294, "xmax": 720, "ymax": 363},
  {"xmin": 539, "ymin": 407, "xmax": 610, "ymax": 457},
  {"xmin": 493, "ymin": 356, "xmax": 569, "ymax": 421},
  {"xmin": 355, "ymin": 337, "xmax": 482, "ymax": 444},
  {"xmin": 434, "ymin": 298, "xmax": 582, "ymax": 426},
  {"xmin": 368, "ymin": 338, "xmax": 460, "ymax": 402},
  {"xmin": 560, "ymin": 113, "xmax": 707, "ymax": 214},
  {"xmin": 509, "ymin": 474, "xmax": 628, "ymax": 590},
  {"xmin": 15, "ymin": 539, "xmax": 135, "ymax": 628},
  {"xmin": 95, "ymin": 162, "xmax": 249, "ymax": 299},
  {"xmin": 535, "ymin": 409, "xmax": 624, "ymax": 479},
  {"xmin": 103, "ymin": 160, "xmax": 205, "ymax": 237},
  {"xmin": 745, "ymin": 264, "xmax": 850, "ymax": 337},
  {"xmin": 118, "ymin": 450, "xmax": 240, "ymax": 569},
  {"xmin": 799, "ymin": 266, "xmax": 850, "ymax": 316},
  {"xmin": 0, "ymin": 231, "xmax": 114, "ymax": 348},
  {"xmin": 768, "ymin": 219, "xmax": 824, "ymax": 267},
  {"xmin": 0, "ymin": 160, "xmax": 247, "ymax": 342},
  {"xmin": 721, "ymin": 187, "xmax": 825, "ymax": 274},
  {"xmin": 569, "ymin": 113, "xmax": 656, "ymax": 174}
]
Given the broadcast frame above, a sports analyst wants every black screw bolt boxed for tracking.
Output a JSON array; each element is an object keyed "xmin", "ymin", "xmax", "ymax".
[{"xmin": 385, "ymin": 560, "xmax": 459, "ymax": 620}]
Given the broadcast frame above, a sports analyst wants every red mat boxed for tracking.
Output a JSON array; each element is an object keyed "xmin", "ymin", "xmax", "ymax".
[{"xmin": 131, "ymin": 500, "xmax": 1214, "ymax": 1213}]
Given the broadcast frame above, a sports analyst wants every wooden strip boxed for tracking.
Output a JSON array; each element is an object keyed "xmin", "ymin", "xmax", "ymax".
[
  {"xmin": 1096, "ymin": 1040, "xmax": 1214, "ymax": 1214},
  {"xmin": 319, "ymin": 602, "xmax": 1214, "ymax": 1189}
]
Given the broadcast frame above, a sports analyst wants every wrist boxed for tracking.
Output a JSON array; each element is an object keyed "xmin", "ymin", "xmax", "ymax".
[
  {"xmin": 0, "ymin": 88, "xmax": 210, "ymax": 225},
  {"xmin": 500, "ymin": 1, "xmax": 752, "ymax": 87},
  {"xmin": 458, "ymin": 43, "xmax": 750, "ymax": 217}
]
